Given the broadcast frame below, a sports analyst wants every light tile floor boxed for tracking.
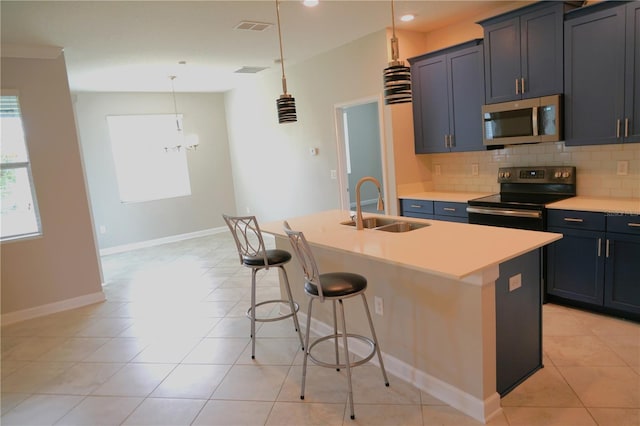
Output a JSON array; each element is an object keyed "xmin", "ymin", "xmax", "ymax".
[{"xmin": 1, "ymin": 232, "xmax": 639, "ymax": 425}]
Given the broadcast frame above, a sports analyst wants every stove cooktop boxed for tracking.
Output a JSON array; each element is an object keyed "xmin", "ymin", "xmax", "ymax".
[
  {"xmin": 469, "ymin": 192, "xmax": 575, "ymax": 209},
  {"xmin": 468, "ymin": 166, "xmax": 577, "ymax": 209}
]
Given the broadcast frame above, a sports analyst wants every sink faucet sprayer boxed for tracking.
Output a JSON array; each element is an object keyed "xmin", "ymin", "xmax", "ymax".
[{"xmin": 355, "ymin": 176, "xmax": 384, "ymax": 230}]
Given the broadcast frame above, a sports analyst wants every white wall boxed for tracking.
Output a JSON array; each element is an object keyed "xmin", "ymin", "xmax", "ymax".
[
  {"xmin": 1, "ymin": 52, "xmax": 104, "ymax": 319},
  {"xmin": 224, "ymin": 30, "xmax": 389, "ymax": 223},
  {"xmin": 74, "ymin": 92, "xmax": 236, "ymax": 249}
]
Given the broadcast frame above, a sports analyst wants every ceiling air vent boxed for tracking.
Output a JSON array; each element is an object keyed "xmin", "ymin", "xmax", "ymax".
[
  {"xmin": 234, "ymin": 21, "xmax": 273, "ymax": 32},
  {"xmin": 234, "ymin": 66, "xmax": 268, "ymax": 74}
]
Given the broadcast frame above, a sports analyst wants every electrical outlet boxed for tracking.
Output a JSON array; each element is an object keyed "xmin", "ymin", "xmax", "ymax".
[
  {"xmin": 99, "ymin": 225, "xmax": 107, "ymax": 234},
  {"xmin": 509, "ymin": 274, "xmax": 522, "ymax": 292},
  {"xmin": 471, "ymin": 163, "xmax": 479, "ymax": 176},
  {"xmin": 246, "ymin": 207, "xmax": 251, "ymax": 214},
  {"xmin": 374, "ymin": 296, "xmax": 384, "ymax": 316},
  {"xmin": 330, "ymin": 170, "xmax": 337, "ymax": 179},
  {"xmin": 434, "ymin": 165, "xmax": 441, "ymax": 176},
  {"xmin": 617, "ymin": 160, "xmax": 629, "ymax": 176}
]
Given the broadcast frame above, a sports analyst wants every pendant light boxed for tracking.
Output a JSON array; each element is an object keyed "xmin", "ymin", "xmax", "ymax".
[
  {"xmin": 383, "ymin": 0, "xmax": 412, "ymax": 105},
  {"xmin": 275, "ymin": 0, "xmax": 297, "ymax": 123},
  {"xmin": 165, "ymin": 75, "xmax": 199, "ymax": 152}
]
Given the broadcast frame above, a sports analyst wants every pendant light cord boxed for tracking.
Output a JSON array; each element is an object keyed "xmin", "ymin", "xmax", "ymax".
[
  {"xmin": 170, "ymin": 75, "xmax": 181, "ymax": 131},
  {"xmin": 389, "ymin": 0, "xmax": 399, "ymax": 63},
  {"xmin": 275, "ymin": 0, "xmax": 288, "ymax": 94}
]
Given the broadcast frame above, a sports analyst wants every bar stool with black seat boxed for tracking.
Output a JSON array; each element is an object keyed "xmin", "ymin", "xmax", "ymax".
[
  {"xmin": 222, "ymin": 214, "xmax": 304, "ymax": 359},
  {"xmin": 283, "ymin": 221, "xmax": 389, "ymax": 420}
]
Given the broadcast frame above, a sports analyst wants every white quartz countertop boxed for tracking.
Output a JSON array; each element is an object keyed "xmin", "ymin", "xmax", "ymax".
[
  {"xmin": 398, "ymin": 191, "xmax": 493, "ymax": 203},
  {"xmin": 547, "ymin": 197, "xmax": 640, "ymax": 215},
  {"xmin": 261, "ymin": 210, "xmax": 561, "ymax": 281}
]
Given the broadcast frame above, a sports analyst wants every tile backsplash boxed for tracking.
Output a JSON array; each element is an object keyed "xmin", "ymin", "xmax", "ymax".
[{"xmin": 427, "ymin": 142, "xmax": 640, "ymax": 198}]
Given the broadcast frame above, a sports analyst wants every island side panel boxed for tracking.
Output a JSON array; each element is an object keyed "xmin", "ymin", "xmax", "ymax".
[{"xmin": 275, "ymin": 235, "xmax": 498, "ymax": 407}]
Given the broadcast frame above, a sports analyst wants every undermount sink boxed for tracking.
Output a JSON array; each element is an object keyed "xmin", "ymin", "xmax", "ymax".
[
  {"xmin": 375, "ymin": 221, "xmax": 430, "ymax": 233},
  {"xmin": 340, "ymin": 217, "xmax": 397, "ymax": 229},
  {"xmin": 340, "ymin": 217, "xmax": 429, "ymax": 233}
]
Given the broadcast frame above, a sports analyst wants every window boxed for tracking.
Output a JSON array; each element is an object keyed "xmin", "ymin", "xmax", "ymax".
[
  {"xmin": 107, "ymin": 114, "xmax": 192, "ymax": 203},
  {"xmin": 1, "ymin": 94, "xmax": 42, "ymax": 241}
]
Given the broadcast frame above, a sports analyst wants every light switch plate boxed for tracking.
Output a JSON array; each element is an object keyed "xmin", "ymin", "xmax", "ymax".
[
  {"xmin": 471, "ymin": 164, "xmax": 479, "ymax": 176},
  {"xmin": 509, "ymin": 274, "xmax": 522, "ymax": 292}
]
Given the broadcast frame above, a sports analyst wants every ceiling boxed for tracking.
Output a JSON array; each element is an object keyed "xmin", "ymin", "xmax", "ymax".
[{"xmin": 1, "ymin": 0, "xmax": 512, "ymax": 93}]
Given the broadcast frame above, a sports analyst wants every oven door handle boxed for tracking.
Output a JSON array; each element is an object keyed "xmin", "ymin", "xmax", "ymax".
[{"xmin": 466, "ymin": 206, "xmax": 543, "ymax": 219}]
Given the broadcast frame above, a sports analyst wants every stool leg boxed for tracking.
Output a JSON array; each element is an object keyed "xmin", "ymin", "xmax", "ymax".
[
  {"xmin": 338, "ymin": 299, "xmax": 355, "ymax": 419},
  {"xmin": 361, "ymin": 294, "xmax": 389, "ymax": 386},
  {"xmin": 300, "ymin": 297, "xmax": 314, "ymax": 400},
  {"xmin": 250, "ymin": 268, "xmax": 258, "ymax": 359},
  {"xmin": 279, "ymin": 266, "xmax": 304, "ymax": 350},
  {"xmin": 332, "ymin": 300, "xmax": 340, "ymax": 371}
]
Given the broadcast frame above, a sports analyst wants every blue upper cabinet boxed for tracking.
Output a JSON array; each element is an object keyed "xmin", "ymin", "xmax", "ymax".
[
  {"xmin": 479, "ymin": 2, "xmax": 578, "ymax": 104},
  {"xmin": 409, "ymin": 40, "xmax": 485, "ymax": 154},
  {"xmin": 564, "ymin": 1, "xmax": 639, "ymax": 146},
  {"xmin": 625, "ymin": 1, "xmax": 640, "ymax": 143}
]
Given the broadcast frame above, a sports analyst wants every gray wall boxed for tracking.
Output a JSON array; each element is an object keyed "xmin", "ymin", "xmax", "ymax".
[
  {"xmin": 74, "ymin": 92, "xmax": 236, "ymax": 249},
  {"xmin": 1, "ymin": 53, "xmax": 104, "ymax": 316},
  {"xmin": 224, "ymin": 30, "xmax": 389, "ymax": 223}
]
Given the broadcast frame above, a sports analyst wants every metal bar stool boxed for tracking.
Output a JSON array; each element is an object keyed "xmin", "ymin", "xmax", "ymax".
[
  {"xmin": 222, "ymin": 214, "xmax": 304, "ymax": 359},
  {"xmin": 283, "ymin": 221, "xmax": 389, "ymax": 420}
]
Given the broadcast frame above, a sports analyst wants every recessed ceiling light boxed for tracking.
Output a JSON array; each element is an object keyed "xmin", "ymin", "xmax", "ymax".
[
  {"xmin": 400, "ymin": 14, "xmax": 415, "ymax": 22},
  {"xmin": 303, "ymin": 0, "xmax": 319, "ymax": 7}
]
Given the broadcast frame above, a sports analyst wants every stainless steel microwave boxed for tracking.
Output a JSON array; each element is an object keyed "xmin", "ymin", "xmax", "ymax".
[{"xmin": 482, "ymin": 94, "xmax": 562, "ymax": 146}]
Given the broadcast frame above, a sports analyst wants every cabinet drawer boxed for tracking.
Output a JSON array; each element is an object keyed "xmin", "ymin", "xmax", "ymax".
[
  {"xmin": 401, "ymin": 199, "xmax": 434, "ymax": 215},
  {"xmin": 607, "ymin": 214, "xmax": 640, "ymax": 234},
  {"xmin": 434, "ymin": 201, "xmax": 468, "ymax": 219},
  {"xmin": 547, "ymin": 210, "xmax": 605, "ymax": 231}
]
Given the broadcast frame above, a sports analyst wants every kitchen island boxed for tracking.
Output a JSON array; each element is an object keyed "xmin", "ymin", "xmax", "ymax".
[{"xmin": 261, "ymin": 210, "xmax": 562, "ymax": 423}]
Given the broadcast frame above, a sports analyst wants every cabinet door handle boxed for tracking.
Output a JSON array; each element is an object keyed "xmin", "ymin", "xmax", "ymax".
[
  {"xmin": 563, "ymin": 217, "xmax": 584, "ymax": 223},
  {"xmin": 444, "ymin": 134, "xmax": 449, "ymax": 148},
  {"xmin": 443, "ymin": 207, "xmax": 456, "ymax": 212},
  {"xmin": 597, "ymin": 238, "xmax": 602, "ymax": 257},
  {"xmin": 521, "ymin": 78, "xmax": 525, "ymax": 94},
  {"xmin": 410, "ymin": 205, "xmax": 422, "ymax": 209},
  {"xmin": 616, "ymin": 119, "xmax": 621, "ymax": 138},
  {"xmin": 515, "ymin": 78, "xmax": 519, "ymax": 95},
  {"xmin": 449, "ymin": 134, "xmax": 454, "ymax": 147},
  {"xmin": 628, "ymin": 223, "xmax": 640, "ymax": 228},
  {"xmin": 625, "ymin": 118, "xmax": 629, "ymax": 138},
  {"xmin": 606, "ymin": 239, "xmax": 610, "ymax": 258}
]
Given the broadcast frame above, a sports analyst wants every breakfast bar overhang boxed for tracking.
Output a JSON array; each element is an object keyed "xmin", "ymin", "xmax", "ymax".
[{"xmin": 261, "ymin": 210, "xmax": 562, "ymax": 423}]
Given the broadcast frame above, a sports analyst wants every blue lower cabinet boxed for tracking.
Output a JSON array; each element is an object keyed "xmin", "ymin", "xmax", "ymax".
[
  {"xmin": 401, "ymin": 199, "xmax": 469, "ymax": 223},
  {"xmin": 400, "ymin": 199, "xmax": 434, "ymax": 219},
  {"xmin": 546, "ymin": 210, "xmax": 640, "ymax": 319},
  {"xmin": 433, "ymin": 201, "xmax": 468, "ymax": 223},
  {"xmin": 604, "ymin": 232, "xmax": 640, "ymax": 315},
  {"xmin": 546, "ymin": 227, "xmax": 605, "ymax": 305}
]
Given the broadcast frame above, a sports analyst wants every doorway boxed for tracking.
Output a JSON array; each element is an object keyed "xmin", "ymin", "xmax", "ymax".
[{"xmin": 334, "ymin": 97, "xmax": 388, "ymax": 214}]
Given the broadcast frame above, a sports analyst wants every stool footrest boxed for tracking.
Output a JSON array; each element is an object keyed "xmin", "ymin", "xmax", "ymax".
[
  {"xmin": 307, "ymin": 333, "xmax": 376, "ymax": 370},
  {"xmin": 246, "ymin": 299, "xmax": 300, "ymax": 323}
]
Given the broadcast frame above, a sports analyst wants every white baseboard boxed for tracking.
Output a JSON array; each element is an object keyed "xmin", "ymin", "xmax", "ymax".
[
  {"xmin": 298, "ymin": 311, "xmax": 502, "ymax": 424},
  {"xmin": 1, "ymin": 291, "xmax": 106, "ymax": 326},
  {"xmin": 99, "ymin": 227, "xmax": 227, "ymax": 256}
]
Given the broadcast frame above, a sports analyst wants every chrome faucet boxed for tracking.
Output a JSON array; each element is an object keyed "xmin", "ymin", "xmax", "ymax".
[{"xmin": 355, "ymin": 176, "xmax": 384, "ymax": 230}]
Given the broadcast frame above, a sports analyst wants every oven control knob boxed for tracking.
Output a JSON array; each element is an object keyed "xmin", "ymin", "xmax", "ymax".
[
  {"xmin": 555, "ymin": 171, "xmax": 562, "ymax": 178},
  {"xmin": 498, "ymin": 172, "xmax": 504, "ymax": 178},
  {"xmin": 562, "ymin": 171, "xmax": 570, "ymax": 178},
  {"xmin": 504, "ymin": 172, "xmax": 511, "ymax": 178}
]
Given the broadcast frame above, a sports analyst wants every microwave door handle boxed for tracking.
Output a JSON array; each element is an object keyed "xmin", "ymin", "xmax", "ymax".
[{"xmin": 532, "ymin": 106, "xmax": 539, "ymax": 136}]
